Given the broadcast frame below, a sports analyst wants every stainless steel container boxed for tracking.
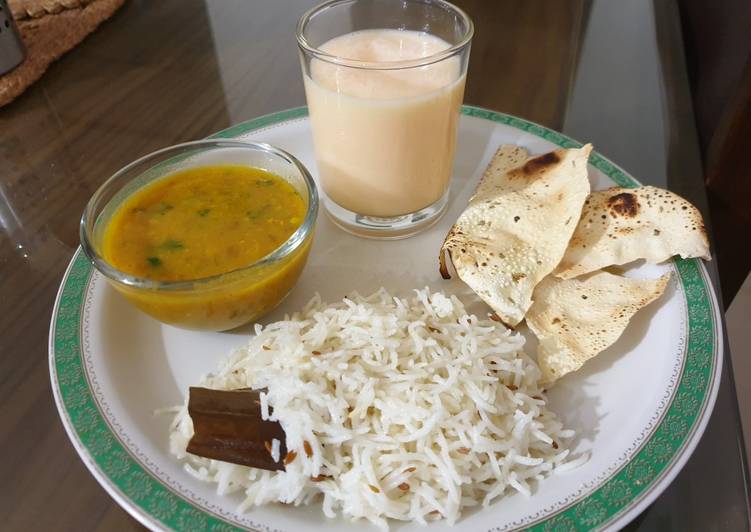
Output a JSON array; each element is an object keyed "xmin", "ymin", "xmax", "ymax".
[{"xmin": 0, "ymin": 0, "xmax": 25, "ymax": 75}]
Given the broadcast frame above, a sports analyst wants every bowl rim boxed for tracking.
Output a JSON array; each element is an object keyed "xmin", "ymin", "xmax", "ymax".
[
  {"xmin": 295, "ymin": 0, "xmax": 474, "ymax": 71},
  {"xmin": 79, "ymin": 139, "xmax": 319, "ymax": 292}
]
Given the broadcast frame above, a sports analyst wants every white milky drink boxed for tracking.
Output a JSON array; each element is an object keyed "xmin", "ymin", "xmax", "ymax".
[{"xmin": 304, "ymin": 29, "xmax": 466, "ymax": 218}]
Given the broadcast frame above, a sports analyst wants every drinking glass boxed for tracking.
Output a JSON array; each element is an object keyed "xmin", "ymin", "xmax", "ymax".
[{"xmin": 297, "ymin": 0, "xmax": 473, "ymax": 238}]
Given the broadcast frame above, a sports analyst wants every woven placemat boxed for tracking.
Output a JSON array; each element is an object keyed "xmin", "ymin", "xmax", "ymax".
[{"xmin": 0, "ymin": 0, "xmax": 126, "ymax": 107}]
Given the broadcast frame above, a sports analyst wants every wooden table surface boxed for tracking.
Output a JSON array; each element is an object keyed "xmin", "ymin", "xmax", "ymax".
[{"xmin": 1, "ymin": 0, "xmax": 749, "ymax": 530}]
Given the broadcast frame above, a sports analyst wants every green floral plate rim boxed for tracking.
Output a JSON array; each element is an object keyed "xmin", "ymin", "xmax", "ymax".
[{"xmin": 50, "ymin": 105, "xmax": 723, "ymax": 532}]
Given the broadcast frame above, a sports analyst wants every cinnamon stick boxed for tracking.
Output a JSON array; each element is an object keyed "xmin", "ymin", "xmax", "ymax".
[{"xmin": 186, "ymin": 387, "xmax": 287, "ymax": 471}]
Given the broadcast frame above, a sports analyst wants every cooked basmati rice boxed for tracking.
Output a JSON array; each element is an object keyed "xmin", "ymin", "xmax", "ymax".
[{"xmin": 169, "ymin": 288, "xmax": 584, "ymax": 529}]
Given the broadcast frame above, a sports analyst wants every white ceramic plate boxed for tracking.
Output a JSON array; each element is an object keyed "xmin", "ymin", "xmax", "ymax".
[{"xmin": 50, "ymin": 106, "xmax": 723, "ymax": 531}]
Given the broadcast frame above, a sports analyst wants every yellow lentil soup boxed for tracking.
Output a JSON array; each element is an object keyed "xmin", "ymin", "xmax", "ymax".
[{"xmin": 100, "ymin": 164, "xmax": 313, "ymax": 330}]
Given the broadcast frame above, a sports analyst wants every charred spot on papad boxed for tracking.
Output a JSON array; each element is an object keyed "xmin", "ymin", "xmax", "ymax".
[
  {"xmin": 520, "ymin": 151, "xmax": 561, "ymax": 176},
  {"xmin": 606, "ymin": 192, "xmax": 640, "ymax": 217}
]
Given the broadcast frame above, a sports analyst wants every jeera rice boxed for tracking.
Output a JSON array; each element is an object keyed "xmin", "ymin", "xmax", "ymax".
[{"xmin": 169, "ymin": 288, "xmax": 586, "ymax": 529}]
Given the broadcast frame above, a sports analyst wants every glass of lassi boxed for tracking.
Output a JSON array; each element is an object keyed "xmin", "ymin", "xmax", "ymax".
[{"xmin": 297, "ymin": 0, "xmax": 473, "ymax": 239}]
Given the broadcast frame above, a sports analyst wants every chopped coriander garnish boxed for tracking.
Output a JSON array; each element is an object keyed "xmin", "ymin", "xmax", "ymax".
[
  {"xmin": 159, "ymin": 239, "xmax": 184, "ymax": 251},
  {"xmin": 157, "ymin": 203, "xmax": 174, "ymax": 215},
  {"xmin": 147, "ymin": 256, "xmax": 162, "ymax": 266},
  {"xmin": 247, "ymin": 204, "xmax": 271, "ymax": 220},
  {"xmin": 197, "ymin": 208, "xmax": 211, "ymax": 217}
]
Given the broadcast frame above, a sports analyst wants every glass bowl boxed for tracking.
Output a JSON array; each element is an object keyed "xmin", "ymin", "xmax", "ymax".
[{"xmin": 80, "ymin": 140, "xmax": 318, "ymax": 331}]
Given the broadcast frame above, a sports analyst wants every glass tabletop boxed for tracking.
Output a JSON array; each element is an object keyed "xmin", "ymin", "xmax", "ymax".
[{"xmin": 0, "ymin": 0, "xmax": 748, "ymax": 530}]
